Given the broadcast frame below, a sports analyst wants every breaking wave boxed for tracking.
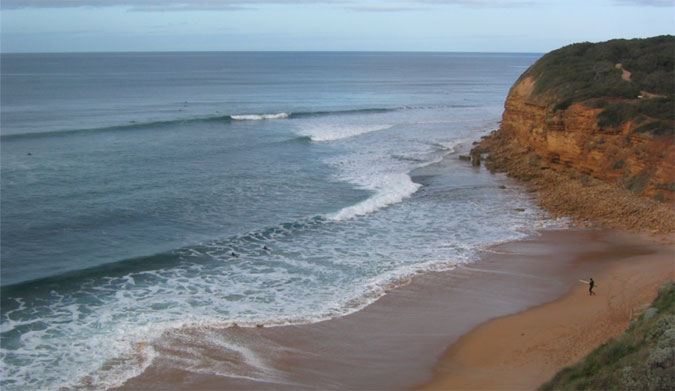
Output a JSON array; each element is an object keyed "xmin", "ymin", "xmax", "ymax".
[
  {"xmin": 230, "ymin": 113, "xmax": 289, "ymax": 120},
  {"xmin": 1, "ymin": 107, "xmax": 401, "ymax": 140},
  {"xmin": 299, "ymin": 124, "xmax": 395, "ymax": 142}
]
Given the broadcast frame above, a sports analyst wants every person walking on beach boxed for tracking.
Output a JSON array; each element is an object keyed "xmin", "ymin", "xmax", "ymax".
[{"xmin": 589, "ymin": 278, "xmax": 595, "ymax": 296}]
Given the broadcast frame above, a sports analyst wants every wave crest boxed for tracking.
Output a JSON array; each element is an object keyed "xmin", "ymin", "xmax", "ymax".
[
  {"xmin": 328, "ymin": 174, "xmax": 421, "ymax": 220},
  {"xmin": 230, "ymin": 113, "xmax": 289, "ymax": 121},
  {"xmin": 2, "ymin": 108, "xmax": 402, "ymax": 140}
]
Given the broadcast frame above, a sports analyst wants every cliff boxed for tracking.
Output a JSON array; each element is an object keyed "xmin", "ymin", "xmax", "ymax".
[
  {"xmin": 475, "ymin": 36, "xmax": 675, "ymax": 232},
  {"xmin": 500, "ymin": 74, "xmax": 674, "ymax": 200}
]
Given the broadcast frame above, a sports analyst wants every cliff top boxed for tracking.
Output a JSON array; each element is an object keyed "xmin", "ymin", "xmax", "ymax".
[{"xmin": 520, "ymin": 35, "xmax": 674, "ymax": 136}]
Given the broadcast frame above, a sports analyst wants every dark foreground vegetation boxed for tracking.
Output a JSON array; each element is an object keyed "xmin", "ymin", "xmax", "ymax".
[{"xmin": 540, "ymin": 280, "xmax": 675, "ymax": 391}]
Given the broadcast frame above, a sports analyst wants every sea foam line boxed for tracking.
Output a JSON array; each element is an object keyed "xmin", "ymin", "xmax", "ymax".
[{"xmin": 0, "ymin": 204, "xmax": 559, "ymax": 391}]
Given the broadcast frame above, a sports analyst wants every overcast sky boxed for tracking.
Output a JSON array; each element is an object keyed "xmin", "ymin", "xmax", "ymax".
[{"xmin": 1, "ymin": 0, "xmax": 673, "ymax": 53}]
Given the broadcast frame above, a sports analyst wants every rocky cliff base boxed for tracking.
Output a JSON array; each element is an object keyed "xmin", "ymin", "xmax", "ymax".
[{"xmin": 473, "ymin": 130, "xmax": 675, "ymax": 233}]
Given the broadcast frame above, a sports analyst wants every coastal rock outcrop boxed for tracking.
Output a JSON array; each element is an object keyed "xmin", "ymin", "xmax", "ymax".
[
  {"xmin": 475, "ymin": 36, "xmax": 675, "ymax": 232},
  {"xmin": 498, "ymin": 75, "xmax": 674, "ymax": 201}
]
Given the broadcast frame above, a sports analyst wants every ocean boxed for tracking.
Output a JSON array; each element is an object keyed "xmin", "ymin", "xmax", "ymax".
[{"xmin": 0, "ymin": 52, "xmax": 552, "ymax": 390}]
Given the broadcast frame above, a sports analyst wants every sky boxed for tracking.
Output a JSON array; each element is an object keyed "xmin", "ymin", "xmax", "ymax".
[{"xmin": 1, "ymin": 0, "xmax": 673, "ymax": 53}]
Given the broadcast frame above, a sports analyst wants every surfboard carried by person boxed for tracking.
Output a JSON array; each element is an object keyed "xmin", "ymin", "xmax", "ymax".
[{"xmin": 579, "ymin": 278, "xmax": 597, "ymax": 295}]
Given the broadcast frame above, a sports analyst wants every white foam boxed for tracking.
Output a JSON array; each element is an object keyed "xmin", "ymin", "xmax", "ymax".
[
  {"xmin": 328, "ymin": 173, "xmax": 421, "ymax": 220},
  {"xmin": 301, "ymin": 124, "xmax": 393, "ymax": 142},
  {"xmin": 230, "ymin": 113, "xmax": 289, "ymax": 120},
  {"xmin": 75, "ymin": 343, "xmax": 158, "ymax": 391},
  {"xmin": 435, "ymin": 139, "xmax": 464, "ymax": 154},
  {"xmin": 1, "ymin": 106, "xmax": 566, "ymax": 391}
]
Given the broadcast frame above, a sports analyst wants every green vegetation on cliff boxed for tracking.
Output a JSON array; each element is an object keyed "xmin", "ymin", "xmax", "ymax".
[
  {"xmin": 540, "ymin": 281, "xmax": 675, "ymax": 391},
  {"xmin": 521, "ymin": 35, "xmax": 674, "ymax": 136}
]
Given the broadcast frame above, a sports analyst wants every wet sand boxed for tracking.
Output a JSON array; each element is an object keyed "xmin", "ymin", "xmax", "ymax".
[{"xmin": 114, "ymin": 229, "xmax": 673, "ymax": 391}]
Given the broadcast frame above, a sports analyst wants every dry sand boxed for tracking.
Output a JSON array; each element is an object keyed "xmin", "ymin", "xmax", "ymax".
[
  {"xmin": 114, "ymin": 229, "xmax": 674, "ymax": 391},
  {"xmin": 420, "ymin": 234, "xmax": 674, "ymax": 391}
]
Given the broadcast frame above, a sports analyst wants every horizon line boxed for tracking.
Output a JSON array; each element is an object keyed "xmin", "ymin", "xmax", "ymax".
[{"xmin": 1, "ymin": 49, "xmax": 544, "ymax": 55}]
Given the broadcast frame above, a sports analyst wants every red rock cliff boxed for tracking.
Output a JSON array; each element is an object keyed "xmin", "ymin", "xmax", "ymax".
[{"xmin": 498, "ymin": 76, "xmax": 675, "ymax": 202}]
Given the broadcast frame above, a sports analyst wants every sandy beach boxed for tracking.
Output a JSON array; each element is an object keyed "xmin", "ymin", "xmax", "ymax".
[
  {"xmin": 420, "ymin": 232, "xmax": 674, "ymax": 390},
  {"xmin": 113, "ymin": 228, "xmax": 674, "ymax": 390}
]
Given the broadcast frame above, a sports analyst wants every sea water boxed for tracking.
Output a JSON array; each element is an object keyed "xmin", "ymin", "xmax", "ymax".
[{"xmin": 0, "ymin": 52, "xmax": 551, "ymax": 390}]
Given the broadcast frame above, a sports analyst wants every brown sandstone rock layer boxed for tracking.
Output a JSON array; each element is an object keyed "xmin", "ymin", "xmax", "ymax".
[
  {"xmin": 475, "ymin": 76, "xmax": 675, "ymax": 233},
  {"xmin": 500, "ymin": 76, "xmax": 674, "ymax": 201}
]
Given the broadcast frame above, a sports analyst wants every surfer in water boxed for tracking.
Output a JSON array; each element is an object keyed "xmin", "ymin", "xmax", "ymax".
[{"xmin": 589, "ymin": 278, "xmax": 595, "ymax": 295}]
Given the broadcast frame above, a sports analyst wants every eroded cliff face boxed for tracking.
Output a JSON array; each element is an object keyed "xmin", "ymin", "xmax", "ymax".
[{"xmin": 498, "ymin": 76, "xmax": 675, "ymax": 202}]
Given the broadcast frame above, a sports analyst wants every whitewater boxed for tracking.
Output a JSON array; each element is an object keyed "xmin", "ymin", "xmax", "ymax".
[{"xmin": 0, "ymin": 52, "xmax": 551, "ymax": 390}]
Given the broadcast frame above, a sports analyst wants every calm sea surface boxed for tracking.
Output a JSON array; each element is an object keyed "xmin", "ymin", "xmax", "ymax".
[{"xmin": 0, "ymin": 52, "xmax": 550, "ymax": 390}]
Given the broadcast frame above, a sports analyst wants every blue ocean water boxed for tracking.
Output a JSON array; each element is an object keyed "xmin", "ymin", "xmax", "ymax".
[{"xmin": 0, "ymin": 52, "xmax": 550, "ymax": 390}]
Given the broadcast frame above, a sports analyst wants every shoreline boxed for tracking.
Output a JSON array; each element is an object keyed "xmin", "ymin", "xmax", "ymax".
[
  {"xmin": 113, "ymin": 228, "xmax": 674, "ymax": 390},
  {"xmin": 419, "ymin": 232, "xmax": 674, "ymax": 390}
]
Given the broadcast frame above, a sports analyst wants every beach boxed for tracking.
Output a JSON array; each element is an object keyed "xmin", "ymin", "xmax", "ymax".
[
  {"xmin": 113, "ymin": 228, "xmax": 674, "ymax": 390},
  {"xmin": 420, "ymin": 231, "xmax": 674, "ymax": 390}
]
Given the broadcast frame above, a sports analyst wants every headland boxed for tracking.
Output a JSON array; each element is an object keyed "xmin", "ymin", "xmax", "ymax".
[{"xmin": 424, "ymin": 35, "xmax": 675, "ymax": 390}]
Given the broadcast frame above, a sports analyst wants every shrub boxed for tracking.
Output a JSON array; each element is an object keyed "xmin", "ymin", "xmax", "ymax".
[
  {"xmin": 585, "ymin": 99, "xmax": 609, "ymax": 109},
  {"xmin": 637, "ymin": 97, "xmax": 675, "ymax": 121},
  {"xmin": 598, "ymin": 103, "xmax": 639, "ymax": 127},
  {"xmin": 612, "ymin": 160, "xmax": 625, "ymax": 170},
  {"xmin": 626, "ymin": 172, "xmax": 650, "ymax": 194},
  {"xmin": 553, "ymin": 98, "xmax": 573, "ymax": 111},
  {"xmin": 655, "ymin": 183, "xmax": 675, "ymax": 192},
  {"xmin": 634, "ymin": 121, "xmax": 675, "ymax": 137}
]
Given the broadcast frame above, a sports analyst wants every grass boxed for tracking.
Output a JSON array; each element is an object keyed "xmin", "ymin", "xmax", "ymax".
[{"xmin": 539, "ymin": 280, "xmax": 675, "ymax": 391}]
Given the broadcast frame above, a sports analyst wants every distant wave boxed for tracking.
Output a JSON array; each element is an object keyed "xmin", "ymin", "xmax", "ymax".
[
  {"xmin": 293, "ymin": 107, "xmax": 396, "ymax": 117},
  {"xmin": 0, "ymin": 216, "xmax": 327, "ymax": 293},
  {"xmin": 1, "ymin": 251, "xmax": 184, "ymax": 294},
  {"xmin": 0, "ymin": 116, "xmax": 230, "ymax": 140},
  {"xmin": 1, "ymin": 107, "xmax": 401, "ymax": 141},
  {"xmin": 230, "ymin": 113, "xmax": 289, "ymax": 120}
]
